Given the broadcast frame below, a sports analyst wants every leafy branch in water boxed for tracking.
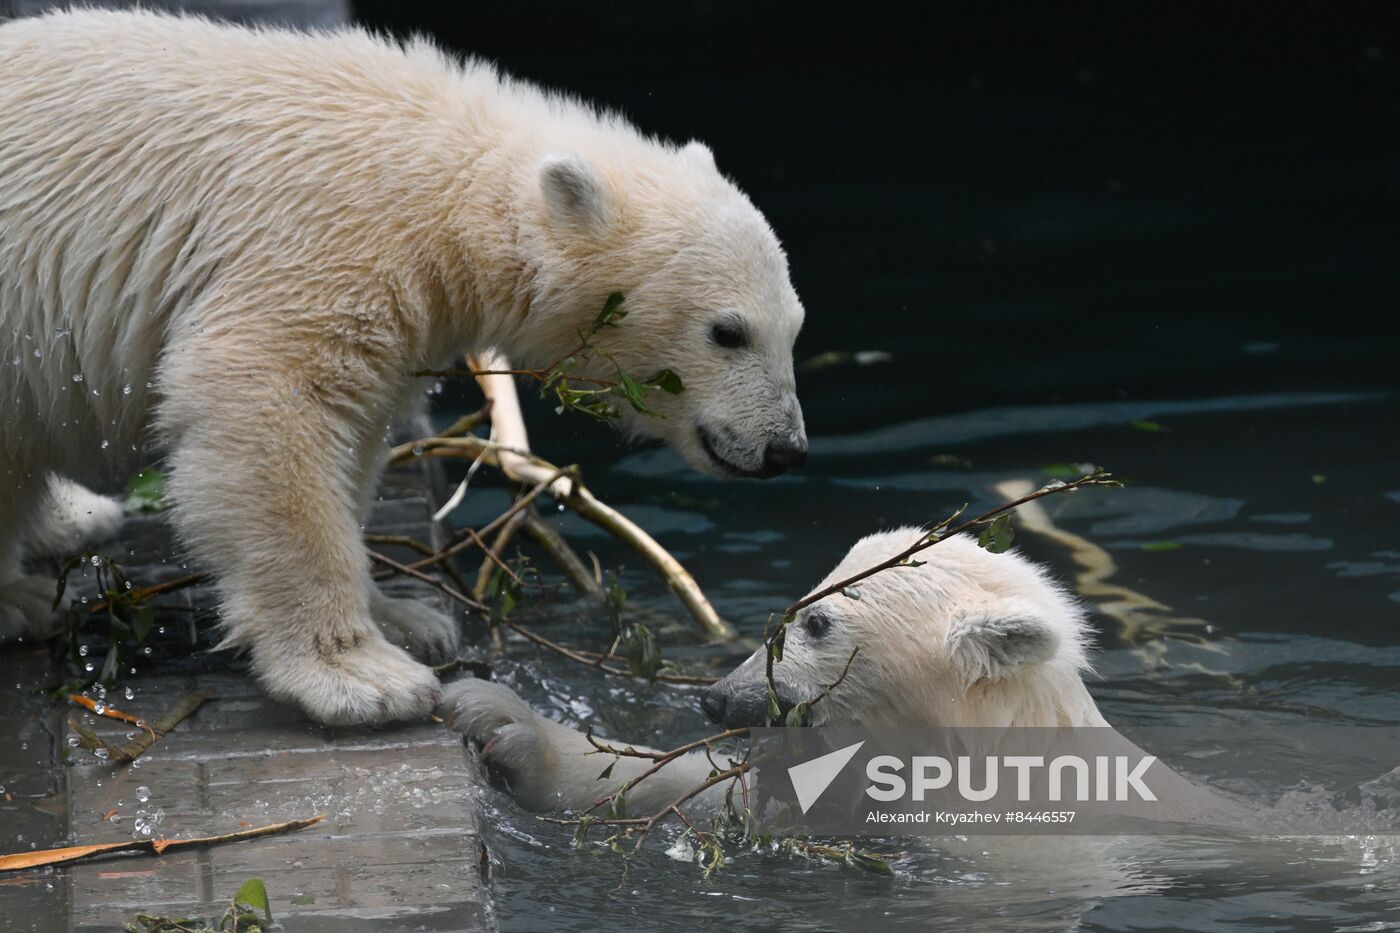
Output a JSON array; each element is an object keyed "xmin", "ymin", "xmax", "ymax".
[
  {"xmin": 49, "ymin": 552, "xmax": 162, "ymax": 697},
  {"xmin": 415, "ymin": 292, "xmax": 685, "ymax": 421},
  {"xmin": 541, "ymin": 468, "xmax": 1122, "ymax": 877}
]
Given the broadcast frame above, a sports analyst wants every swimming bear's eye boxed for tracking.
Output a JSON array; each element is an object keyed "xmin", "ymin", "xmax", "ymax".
[
  {"xmin": 804, "ymin": 609, "xmax": 832, "ymax": 640},
  {"xmin": 710, "ymin": 320, "xmax": 748, "ymax": 349}
]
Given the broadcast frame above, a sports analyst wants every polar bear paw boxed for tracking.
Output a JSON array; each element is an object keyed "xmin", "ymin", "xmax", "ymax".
[
  {"xmin": 0, "ymin": 574, "xmax": 69, "ymax": 643},
  {"xmin": 440, "ymin": 678, "xmax": 543, "ymax": 745},
  {"xmin": 439, "ymin": 679, "xmax": 564, "ymax": 806},
  {"xmin": 369, "ymin": 590, "xmax": 461, "ymax": 665},
  {"xmin": 29, "ymin": 478, "xmax": 124, "ymax": 557},
  {"xmin": 255, "ymin": 633, "xmax": 441, "ymax": 725}
]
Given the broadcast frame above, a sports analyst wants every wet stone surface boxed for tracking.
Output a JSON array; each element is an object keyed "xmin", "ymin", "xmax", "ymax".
[{"xmin": 1, "ymin": 436, "xmax": 495, "ymax": 933}]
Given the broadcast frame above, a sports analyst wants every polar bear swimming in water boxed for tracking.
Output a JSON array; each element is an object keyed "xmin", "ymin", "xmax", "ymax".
[
  {"xmin": 442, "ymin": 530, "xmax": 1187, "ymax": 815},
  {"xmin": 0, "ymin": 10, "xmax": 806, "ymax": 724}
]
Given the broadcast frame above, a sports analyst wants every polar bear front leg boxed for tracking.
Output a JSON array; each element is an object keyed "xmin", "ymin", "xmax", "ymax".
[
  {"xmin": 27, "ymin": 476, "xmax": 125, "ymax": 557},
  {"xmin": 441, "ymin": 679, "xmax": 721, "ymax": 814},
  {"xmin": 0, "ymin": 486, "xmax": 69, "ymax": 643},
  {"xmin": 165, "ymin": 391, "xmax": 440, "ymax": 725}
]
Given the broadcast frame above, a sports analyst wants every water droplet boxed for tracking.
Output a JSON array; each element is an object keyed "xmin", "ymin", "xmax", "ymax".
[
  {"xmin": 122, "ymin": 384, "xmax": 132, "ymax": 395},
  {"xmin": 72, "ymin": 373, "xmax": 83, "ymax": 383},
  {"xmin": 135, "ymin": 785, "xmax": 151, "ymax": 802}
]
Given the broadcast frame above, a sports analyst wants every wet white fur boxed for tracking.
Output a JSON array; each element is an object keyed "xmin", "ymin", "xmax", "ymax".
[
  {"xmin": 442, "ymin": 531, "xmax": 1109, "ymax": 813},
  {"xmin": 0, "ymin": 10, "xmax": 805, "ymax": 723}
]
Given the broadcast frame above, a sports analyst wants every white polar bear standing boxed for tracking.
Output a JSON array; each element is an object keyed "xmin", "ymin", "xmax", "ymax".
[
  {"xmin": 443, "ymin": 530, "xmax": 1113, "ymax": 813},
  {"xmin": 0, "ymin": 10, "xmax": 807, "ymax": 723}
]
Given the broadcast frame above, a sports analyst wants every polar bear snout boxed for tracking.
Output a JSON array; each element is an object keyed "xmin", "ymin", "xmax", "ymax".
[
  {"xmin": 701, "ymin": 675, "xmax": 799, "ymax": 728},
  {"xmin": 762, "ymin": 431, "xmax": 808, "ymax": 474},
  {"xmin": 696, "ymin": 419, "xmax": 807, "ymax": 479}
]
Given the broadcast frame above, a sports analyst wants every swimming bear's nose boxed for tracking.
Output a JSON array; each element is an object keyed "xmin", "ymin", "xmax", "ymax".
[
  {"xmin": 700, "ymin": 687, "xmax": 727, "ymax": 724},
  {"xmin": 762, "ymin": 435, "xmax": 807, "ymax": 474}
]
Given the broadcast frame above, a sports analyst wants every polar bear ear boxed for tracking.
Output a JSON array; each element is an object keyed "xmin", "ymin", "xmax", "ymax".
[
  {"xmin": 679, "ymin": 140, "xmax": 716, "ymax": 170},
  {"xmin": 539, "ymin": 152, "xmax": 612, "ymax": 232},
  {"xmin": 947, "ymin": 612, "xmax": 1060, "ymax": 685}
]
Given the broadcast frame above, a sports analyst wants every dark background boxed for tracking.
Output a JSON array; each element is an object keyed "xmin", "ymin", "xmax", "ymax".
[{"xmin": 355, "ymin": 1, "xmax": 1399, "ymax": 439}]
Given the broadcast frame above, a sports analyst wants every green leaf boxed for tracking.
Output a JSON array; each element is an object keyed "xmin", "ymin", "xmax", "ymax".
[
  {"xmin": 590, "ymin": 292, "xmax": 627, "ymax": 332},
  {"xmin": 131, "ymin": 603, "xmax": 156, "ymax": 643},
  {"xmin": 1130, "ymin": 419, "xmax": 1164, "ymax": 432},
  {"xmin": 769, "ymin": 626, "xmax": 785, "ymax": 663},
  {"xmin": 123, "ymin": 469, "xmax": 166, "ymax": 513},
  {"xmin": 976, "ymin": 514, "xmax": 1015, "ymax": 554},
  {"xmin": 232, "ymin": 877, "xmax": 272, "ymax": 922},
  {"xmin": 620, "ymin": 623, "xmax": 662, "ymax": 681},
  {"xmin": 784, "ymin": 702, "xmax": 809, "ymax": 728},
  {"xmin": 643, "ymin": 369, "xmax": 685, "ymax": 395},
  {"xmin": 597, "ymin": 760, "xmax": 616, "ymax": 780},
  {"xmin": 1141, "ymin": 540, "xmax": 1183, "ymax": 552},
  {"xmin": 766, "ymin": 687, "xmax": 781, "ymax": 724},
  {"xmin": 846, "ymin": 850, "xmax": 896, "ymax": 875},
  {"xmin": 99, "ymin": 645, "xmax": 121, "ymax": 686},
  {"xmin": 615, "ymin": 369, "xmax": 652, "ymax": 414}
]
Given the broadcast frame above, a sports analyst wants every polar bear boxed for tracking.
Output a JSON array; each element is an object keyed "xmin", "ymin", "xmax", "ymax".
[
  {"xmin": 0, "ymin": 10, "xmax": 807, "ymax": 724},
  {"xmin": 442, "ymin": 530, "xmax": 1117, "ymax": 814}
]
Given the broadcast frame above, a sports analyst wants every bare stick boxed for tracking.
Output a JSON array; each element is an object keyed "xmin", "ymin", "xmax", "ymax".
[
  {"xmin": 503, "ymin": 620, "xmax": 716, "ymax": 686},
  {"xmin": 368, "ymin": 550, "xmax": 484, "ymax": 611},
  {"xmin": 88, "ymin": 572, "xmax": 209, "ymax": 615},
  {"xmin": 0, "ymin": 815, "xmax": 324, "ymax": 873}
]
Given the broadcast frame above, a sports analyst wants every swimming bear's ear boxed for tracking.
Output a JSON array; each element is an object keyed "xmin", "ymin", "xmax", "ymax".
[
  {"xmin": 539, "ymin": 152, "xmax": 612, "ymax": 232},
  {"xmin": 946, "ymin": 607, "xmax": 1061, "ymax": 686}
]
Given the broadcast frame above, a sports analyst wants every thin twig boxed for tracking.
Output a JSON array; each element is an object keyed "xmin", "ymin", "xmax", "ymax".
[
  {"xmin": 503, "ymin": 621, "xmax": 716, "ymax": 686},
  {"xmin": 367, "ymin": 550, "xmax": 485, "ymax": 612},
  {"xmin": 787, "ymin": 471, "xmax": 1120, "ymax": 617},
  {"xmin": 88, "ymin": 572, "xmax": 209, "ymax": 615},
  {"xmin": 69, "ymin": 689, "xmax": 214, "ymax": 763}
]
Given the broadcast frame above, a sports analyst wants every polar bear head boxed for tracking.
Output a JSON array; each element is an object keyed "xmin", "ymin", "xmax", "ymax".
[
  {"xmin": 701, "ymin": 529, "xmax": 1103, "ymax": 729},
  {"xmin": 518, "ymin": 141, "xmax": 806, "ymax": 478}
]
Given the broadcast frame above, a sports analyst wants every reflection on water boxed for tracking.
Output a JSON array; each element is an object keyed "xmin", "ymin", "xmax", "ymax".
[{"xmin": 475, "ymin": 389, "xmax": 1400, "ymax": 932}]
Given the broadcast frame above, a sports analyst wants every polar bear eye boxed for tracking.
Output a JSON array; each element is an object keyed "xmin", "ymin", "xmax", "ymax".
[
  {"xmin": 710, "ymin": 320, "xmax": 748, "ymax": 350},
  {"xmin": 803, "ymin": 609, "xmax": 832, "ymax": 640}
]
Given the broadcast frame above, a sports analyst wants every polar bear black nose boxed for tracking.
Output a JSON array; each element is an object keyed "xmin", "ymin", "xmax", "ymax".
[
  {"xmin": 700, "ymin": 687, "xmax": 727, "ymax": 724},
  {"xmin": 762, "ymin": 436, "xmax": 807, "ymax": 474}
]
